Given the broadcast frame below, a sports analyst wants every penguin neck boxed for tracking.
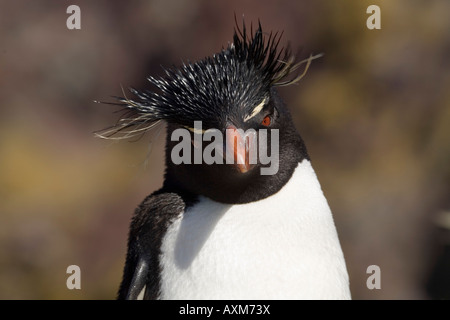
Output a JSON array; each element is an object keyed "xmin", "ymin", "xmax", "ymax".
[{"xmin": 164, "ymin": 121, "xmax": 308, "ymax": 204}]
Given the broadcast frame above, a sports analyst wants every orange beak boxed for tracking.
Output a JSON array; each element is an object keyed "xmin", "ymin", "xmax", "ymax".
[{"xmin": 225, "ymin": 125, "xmax": 253, "ymax": 173}]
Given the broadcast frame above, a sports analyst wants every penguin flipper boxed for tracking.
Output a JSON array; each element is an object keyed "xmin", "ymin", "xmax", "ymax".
[
  {"xmin": 118, "ymin": 189, "xmax": 197, "ymax": 300},
  {"xmin": 125, "ymin": 258, "xmax": 149, "ymax": 300}
]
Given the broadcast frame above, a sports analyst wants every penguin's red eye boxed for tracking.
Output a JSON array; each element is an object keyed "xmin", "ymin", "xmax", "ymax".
[{"xmin": 262, "ymin": 115, "xmax": 271, "ymax": 126}]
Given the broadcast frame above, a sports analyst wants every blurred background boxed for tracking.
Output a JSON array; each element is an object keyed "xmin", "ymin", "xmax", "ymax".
[{"xmin": 0, "ymin": 0, "xmax": 449, "ymax": 299}]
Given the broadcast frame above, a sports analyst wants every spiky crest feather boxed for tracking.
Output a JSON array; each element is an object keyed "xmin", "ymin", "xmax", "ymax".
[{"xmin": 96, "ymin": 20, "xmax": 322, "ymax": 140}]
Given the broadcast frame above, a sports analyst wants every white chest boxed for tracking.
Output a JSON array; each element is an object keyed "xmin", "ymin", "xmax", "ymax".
[{"xmin": 158, "ymin": 160, "xmax": 351, "ymax": 299}]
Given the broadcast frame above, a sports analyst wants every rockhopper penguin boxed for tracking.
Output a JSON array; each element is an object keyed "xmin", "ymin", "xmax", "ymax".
[{"xmin": 101, "ymin": 21, "xmax": 351, "ymax": 299}]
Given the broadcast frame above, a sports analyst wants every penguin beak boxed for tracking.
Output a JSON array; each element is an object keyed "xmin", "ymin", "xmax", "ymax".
[{"xmin": 225, "ymin": 124, "xmax": 255, "ymax": 173}]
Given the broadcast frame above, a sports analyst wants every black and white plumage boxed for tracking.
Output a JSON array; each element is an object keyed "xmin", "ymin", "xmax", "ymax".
[{"xmin": 101, "ymin": 21, "xmax": 351, "ymax": 300}]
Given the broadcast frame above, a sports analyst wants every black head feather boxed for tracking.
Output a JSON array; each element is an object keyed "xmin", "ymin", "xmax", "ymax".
[{"xmin": 96, "ymin": 20, "xmax": 321, "ymax": 139}]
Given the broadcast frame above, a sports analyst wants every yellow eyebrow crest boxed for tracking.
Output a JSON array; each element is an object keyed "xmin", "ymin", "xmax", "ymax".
[
  {"xmin": 184, "ymin": 126, "xmax": 206, "ymax": 134},
  {"xmin": 243, "ymin": 97, "xmax": 267, "ymax": 122}
]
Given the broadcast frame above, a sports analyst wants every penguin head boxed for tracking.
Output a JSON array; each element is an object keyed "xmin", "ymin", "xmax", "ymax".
[{"xmin": 99, "ymin": 21, "xmax": 321, "ymax": 203}]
